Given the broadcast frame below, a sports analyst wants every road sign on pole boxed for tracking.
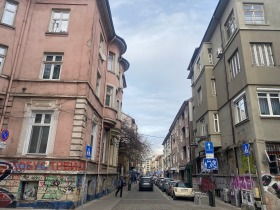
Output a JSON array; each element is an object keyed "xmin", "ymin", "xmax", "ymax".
[
  {"xmin": 203, "ymin": 158, "xmax": 218, "ymax": 170},
  {"xmin": 205, "ymin": 141, "xmax": 214, "ymax": 158},
  {"xmin": 86, "ymin": 145, "xmax": 92, "ymax": 159},
  {"xmin": 242, "ymin": 143, "xmax": 250, "ymax": 156},
  {"xmin": 1, "ymin": 129, "xmax": 9, "ymax": 141}
]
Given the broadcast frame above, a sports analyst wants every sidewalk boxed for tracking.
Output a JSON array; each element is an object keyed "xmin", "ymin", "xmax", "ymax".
[{"xmin": 75, "ymin": 184, "xmax": 137, "ymax": 210}]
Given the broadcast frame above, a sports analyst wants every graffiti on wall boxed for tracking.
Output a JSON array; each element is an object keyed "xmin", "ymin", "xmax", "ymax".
[
  {"xmin": 196, "ymin": 176, "xmax": 215, "ymax": 193},
  {"xmin": 0, "ymin": 161, "xmax": 16, "ymax": 208},
  {"xmin": 12, "ymin": 161, "xmax": 86, "ymax": 171},
  {"xmin": 230, "ymin": 176, "xmax": 254, "ymax": 190},
  {"xmin": 262, "ymin": 174, "xmax": 280, "ymax": 199}
]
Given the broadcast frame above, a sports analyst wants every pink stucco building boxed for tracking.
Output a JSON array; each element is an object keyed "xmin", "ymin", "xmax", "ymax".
[{"xmin": 0, "ymin": 0, "xmax": 129, "ymax": 208}]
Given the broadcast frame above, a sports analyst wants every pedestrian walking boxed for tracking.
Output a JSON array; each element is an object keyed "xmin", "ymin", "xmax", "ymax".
[{"xmin": 115, "ymin": 176, "xmax": 124, "ymax": 197}]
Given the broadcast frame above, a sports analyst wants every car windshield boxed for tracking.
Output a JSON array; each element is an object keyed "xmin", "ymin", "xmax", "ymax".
[{"xmin": 177, "ymin": 182, "xmax": 187, "ymax": 188}]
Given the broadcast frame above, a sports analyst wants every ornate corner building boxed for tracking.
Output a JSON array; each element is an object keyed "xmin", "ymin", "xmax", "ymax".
[{"xmin": 0, "ymin": 0, "xmax": 129, "ymax": 208}]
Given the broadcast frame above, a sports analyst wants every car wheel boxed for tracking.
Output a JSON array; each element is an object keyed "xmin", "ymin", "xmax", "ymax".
[{"xmin": 173, "ymin": 193, "xmax": 177, "ymax": 200}]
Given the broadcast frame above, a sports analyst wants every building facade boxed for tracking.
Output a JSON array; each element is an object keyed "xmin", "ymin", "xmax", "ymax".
[
  {"xmin": 162, "ymin": 100, "xmax": 193, "ymax": 185},
  {"xmin": 0, "ymin": 0, "xmax": 129, "ymax": 209},
  {"xmin": 187, "ymin": 0, "xmax": 280, "ymax": 209}
]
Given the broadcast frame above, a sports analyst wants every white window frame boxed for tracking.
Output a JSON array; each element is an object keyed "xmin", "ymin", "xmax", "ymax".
[
  {"xmin": 213, "ymin": 113, "xmax": 220, "ymax": 132},
  {"xmin": 1, "ymin": 1, "xmax": 18, "ymax": 26},
  {"xmin": 211, "ymin": 79, "xmax": 216, "ymax": 96},
  {"xmin": 200, "ymin": 119, "xmax": 206, "ymax": 136},
  {"xmin": 90, "ymin": 122, "xmax": 99, "ymax": 161},
  {"xmin": 257, "ymin": 89, "xmax": 280, "ymax": 117},
  {"xmin": 233, "ymin": 92, "xmax": 248, "ymax": 124},
  {"xmin": 49, "ymin": 10, "xmax": 70, "ymax": 33},
  {"xmin": 19, "ymin": 103, "xmax": 59, "ymax": 156},
  {"xmin": 225, "ymin": 11, "xmax": 236, "ymax": 40},
  {"xmin": 251, "ymin": 43, "xmax": 274, "ymax": 67},
  {"xmin": 243, "ymin": 3, "xmax": 265, "ymax": 25},
  {"xmin": 102, "ymin": 130, "xmax": 108, "ymax": 164},
  {"xmin": 229, "ymin": 51, "xmax": 241, "ymax": 79},
  {"xmin": 108, "ymin": 52, "xmax": 115, "ymax": 72},
  {"xmin": 198, "ymin": 87, "xmax": 202, "ymax": 105},
  {"xmin": 0, "ymin": 45, "xmax": 7, "ymax": 74},
  {"xmin": 105, "ymin": 85, "xmax": 114, "ymax": 107},
  {"xmin": 42, "ymin": 54, "xmax": 63, "ymax": 80}
]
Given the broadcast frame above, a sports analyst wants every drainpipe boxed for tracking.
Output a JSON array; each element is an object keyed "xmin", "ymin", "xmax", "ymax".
[
  {"xmin": 0, "ymin": 0, "xmax": 32, "ymax": 130},
  {"xmin": 97, "ymin": 35, "xmax": 117, "ymax": 193}
]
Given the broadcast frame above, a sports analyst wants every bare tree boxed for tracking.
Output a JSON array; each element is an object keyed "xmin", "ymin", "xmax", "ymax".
[{"xmin": 119, "ymin": 120, "xmax": 151, "ymax": 167}]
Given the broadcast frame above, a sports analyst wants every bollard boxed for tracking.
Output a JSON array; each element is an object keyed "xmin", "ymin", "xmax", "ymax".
[{"xmin": 208, "ymin": 190, "xmax": 216, "ymax": 207}]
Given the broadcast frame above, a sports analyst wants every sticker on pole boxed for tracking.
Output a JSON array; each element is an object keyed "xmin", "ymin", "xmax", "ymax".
[
  {"xmin": 86, "ymin": 145, "xmax": 92, "ymax": 159},
  {"xmin": 1, "ymin": 129, "xmax": 9, "ymax": 141}
]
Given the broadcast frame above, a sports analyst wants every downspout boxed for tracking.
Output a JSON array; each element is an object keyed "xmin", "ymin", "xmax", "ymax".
[
  {"xmin": 217, "ymin": 18, "xmax": 239, "ymax": 172},
  {"xmin": 97, "ymin": 35, "xmax": 117, "ymax": 193},
  {"xmin": 0, "ymin": 0, "xmax": 32, "ymax": 130}
]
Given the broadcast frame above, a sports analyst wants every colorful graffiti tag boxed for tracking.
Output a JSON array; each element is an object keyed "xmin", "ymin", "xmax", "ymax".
[
  {"xmin": 0, "ymin": 161, "xmax": 16, "ymax": 208},
  {"xmin": 230, "ymin": 176, "xmax": 254, "ymax": 190}
]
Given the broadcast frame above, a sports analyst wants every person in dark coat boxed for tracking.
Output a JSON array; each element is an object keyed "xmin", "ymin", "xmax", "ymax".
[{"xmin": 115, "ymin": 176, "xmax": 124, "ymax": 197}]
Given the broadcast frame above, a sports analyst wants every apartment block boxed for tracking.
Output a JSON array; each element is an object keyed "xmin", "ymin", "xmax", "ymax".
[{"xmin": 187, "ymin": 0, "xmax": 280, "ymax": 209}]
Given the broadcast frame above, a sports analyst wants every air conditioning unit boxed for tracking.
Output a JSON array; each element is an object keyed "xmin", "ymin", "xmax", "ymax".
[{"xmin": 217, "ymin": 48, "xmax": 223, "ymax": 58}]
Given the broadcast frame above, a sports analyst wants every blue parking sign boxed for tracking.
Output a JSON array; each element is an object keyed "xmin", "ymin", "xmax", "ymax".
[
  {"xmin": 86, "ymin": 145, "xmax": 92, "ymax": 159},
  {"xmin": 203, "ymin": 158, "xmax": 218, "ymax": 170},
  {"xmin": 242, "ymin": 144, "xmax": 250, "ymax": 156},
  {"xmin": 205, "ymin": 141, "xmax": 214, "ymax": 154}
]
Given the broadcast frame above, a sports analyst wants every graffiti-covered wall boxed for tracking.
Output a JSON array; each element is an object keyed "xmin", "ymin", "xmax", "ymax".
[{"xmin": 0, "ymin": 160, "xmax": 117, "ymax": 209}]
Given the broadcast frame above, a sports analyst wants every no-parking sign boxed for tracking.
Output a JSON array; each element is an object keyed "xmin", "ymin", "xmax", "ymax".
[{"xmin": 1, "ymin": 129, "xmax": 9, "ymax": 141}]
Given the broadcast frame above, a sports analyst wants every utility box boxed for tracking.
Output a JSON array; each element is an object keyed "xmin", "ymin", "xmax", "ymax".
[{"xmin": 231, "ymin": 189, "xmax": 241, "ymax": 207}]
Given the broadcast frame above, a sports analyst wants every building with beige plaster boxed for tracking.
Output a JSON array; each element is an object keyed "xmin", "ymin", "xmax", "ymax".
[
  {"xmin": 0, "ymin": 0, "xmax": 129, "ymax": 208},
  {"xmin": 187, "ymin": 0, "xmax": 280, "ymax": 209}
]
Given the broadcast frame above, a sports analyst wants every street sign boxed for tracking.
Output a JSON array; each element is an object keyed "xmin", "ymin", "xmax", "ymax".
[
  {"xmin": 203, "ymin": 158, "xmax": 218, "ymax": 170},
  {"xmin": 86, "ymin": 145, "xmax": 92, "ymax": 159},
  {"xmin": 205, "ymin": 141, "xmax": 214, "ymax": 154},
  {"xmin": 206, "ymin": 153, "xmax": 214, "ymax": 158},
  {"xmin": 1, "ymin": 129, "xmax": 9, "ymax": 141},
  {"xmin": 242, "ymin": 143, "xmax": 250, "ymax": 156}
]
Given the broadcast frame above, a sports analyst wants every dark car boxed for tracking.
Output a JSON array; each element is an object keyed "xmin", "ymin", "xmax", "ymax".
[{"xmin": 139, "ymin": 177, "xmax": 153, "ymax": 191}]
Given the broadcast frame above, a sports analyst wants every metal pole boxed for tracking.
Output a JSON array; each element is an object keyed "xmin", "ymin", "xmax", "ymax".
[
  {"xmin": 81, "ymin": 159, "xmax": 88, "ymax": 209},
  {"xmin": 247, "ymin": 156, "xmax": 253, "ymax": 206}
]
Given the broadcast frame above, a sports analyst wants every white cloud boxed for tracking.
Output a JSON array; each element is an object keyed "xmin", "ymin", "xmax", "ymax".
[{"xmin": 109, "ymin": 0, "xmax": 219, "ymax": 155}]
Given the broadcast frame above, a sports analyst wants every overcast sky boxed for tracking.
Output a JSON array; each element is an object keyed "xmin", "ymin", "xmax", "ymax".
[{"xmin": 108, "ymin": 0, "xmax": 219, "ymax": 155}]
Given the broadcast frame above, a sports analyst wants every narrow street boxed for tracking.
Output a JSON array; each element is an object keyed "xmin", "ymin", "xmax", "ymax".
[{"xmin": 80, "ymin": 183, "xmax": 240, "ymax": 210}]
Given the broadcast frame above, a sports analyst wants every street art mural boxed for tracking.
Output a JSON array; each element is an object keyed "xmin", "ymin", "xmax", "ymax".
[
  {"xmin": 0, "ymin": 161, "xmax": 16, "ymax": 208},
  {"xmin": 262, "ymin": 174, "xmax": 280, "ymax": 199}
]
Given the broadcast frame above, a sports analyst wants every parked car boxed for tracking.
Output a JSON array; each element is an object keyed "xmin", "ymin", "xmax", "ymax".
[
  {"xmin": 172, "ymin": 181, "xmax": 194, "ymax": 200},
  {"xmin": 156, "ymin": 177, "xmax": 164, "ymax": 187},
  {"xmin": 166, "ymin": 180, "xmax": 177, "ymax": 196},
  {"xmin": 161, "ymin": 178, "xmax": 171, "ymax": 192},
  {"xmin": 139, "ymin": 176, "xmax": 153, "ymax": 191}
]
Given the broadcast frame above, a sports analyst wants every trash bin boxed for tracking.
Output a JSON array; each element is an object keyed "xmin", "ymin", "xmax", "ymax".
[
  {"xmin": 208, "ymin": 190, "xmax": 216, "ymax": 207},
  {"xmin": 128, "ymin": 180, "xmax": 131, "ymax": 191}
]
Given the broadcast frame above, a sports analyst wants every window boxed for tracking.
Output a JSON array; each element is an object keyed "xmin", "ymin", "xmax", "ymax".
[
  {"xmin": 1, "ymin": 1, "xmax": 17, "ymax": 26},
  {"xmin": 198, "ymin": 87, "xmax": 202, "ymax": 105},
  {"xmin": 211, "ymin": 79, "xmax": 216, "ymax": 96},
  {"xmin": 258, "ymin": 91, "xmax": 280, "ymax": 116},
  {"xmin": 105, "ymin": 86, "xmax": 113, "ymax": 106},
  {"xmin": 251, "ymin": 43, "xmax": 274, "ymax": 67},
  {"xmin": 200, "ymin": 119, "xmax": 206, "ymax": 136},
  {"xmin": 208, "ymin": 48, "xmax": 213, "ymax": 65},
  {"xmin": 99, "ymin": 34, "xmax": 106, "ymax": 61},
  {"xmin": 229, "ymin": 51, "xmax": 241, "ymax": 79},
  {"xmin": 243, "ymin": 4, "xmax": 265, "ymax": 24},
  {"xmin": 95, "ymin": 71, "xmax": 101, "ymax": 97},
  {"xmin": 213, "ymin": 113, "xmax": 220, "ymax": 132},
  {"xmin": 20, "ymin": 181, "xmax": 38, "ymax": 201},
  {"xmin": 90, "ymin": 122, "xmax": 98, "ymax": 160},
  {"xmin": 42, "ymin": 54, "xmax": 63, "ymax": 80},
  {"xmin": 102, "ymin": 130, "xmax": 108, "ymax": 164},
  {"xmin": 108, "ymin": 52, "xmax": 115, "ymax": 72},
  {"xmin": 49, "ymin": 10, "xmax": 70, "ymax": 33},
  {"xmin": 266, "ymin": 143, "xmax": 280, "ymax": 175},
  {"xmin": 234, "ymin": 94, "xmax": 248, "ymax": 124},
  {"xmin": 27, "ymin": 112, "xmax": 52, "ymax": 154},
  {"xmin": 225, "ymin": 11, "xmax": 236, "ymax": 40},
  {"xmin": 0, "ymin": 46, "xmax": 7, "ymax": 74},
  {"xmin": 197, "ymin": 57, "xmax": 201, "ymax": 74}
]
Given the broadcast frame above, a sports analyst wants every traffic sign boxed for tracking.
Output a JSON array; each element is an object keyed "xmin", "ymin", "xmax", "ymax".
[
  {"xmin": 205, "ymin": 141, "xmax": 214, "ymax": 154},
  {"xmin": 203, "ymin": 158, "xmax": 218, "ymax": 170},
  {"xmin": 1, "ymin": 129, "xmax": 9, "ymax": 141},
  {"xmin": 86, "ymin": 145, "xmax": 92, "ymax": 159},
  {"xmin": 242, "ymin": 143, "xmax": 250, "ymax": 156}
]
